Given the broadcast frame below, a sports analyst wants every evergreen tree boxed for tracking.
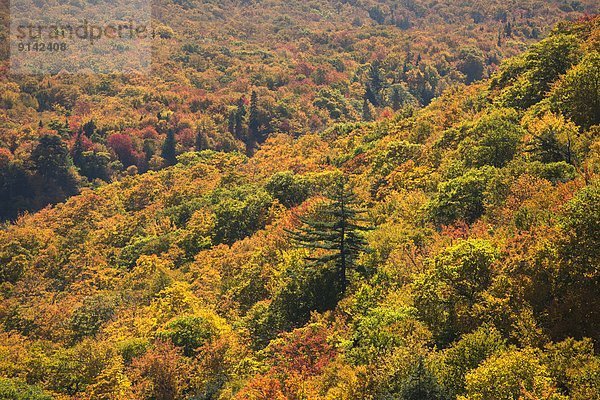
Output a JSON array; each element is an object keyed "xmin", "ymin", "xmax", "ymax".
[
  {"xmin": 391, "ymin": 86, "xmax": 403, "ymax": 111},
  {"xmin": 504, "ymin": 21, "xmax": 513, "ymax": 37},
  {"xmin": 362, "ymin": 98, "xmax": 374, "ymax": 121},
  {"xmin": 161, "ymin": 128, "xmax": 177, "ymax": 166},
  {"xmin": 195, "ymin": 130, "xmax": 209, "ymax": 152},
  {"xmin": 31, "ymin": 134, "xmax": 79, "ymax": 199},
  {"xmin": 248, "ymin": 90, "xmax": 260, "ymax": 151},
  {"xmin": 365, "ymin": 61, "xmax": 384, "ymax": 106},
  {"xmin": 72, "ymin": 130, "xmax": 85, "ymax": 168},
  {"xmin": 399, "ymin": 359, "xmax": 446, "ymax": 400},
  {"xmin": 286, "ymin": 176, "xmax": 370, "ymax": 295},
  {"xmin": 31, "ymin": 134, "xmax": 73, "ymax": 182},
  {"xmin": 82, "ymin": 120, "xmax": 96, "ymax": 137},
  {"xmin": 227, "ymin": 110, "xmax": 236, "ymax": 135},
  {"xmin": 234, "ymin": 96, "xmax": 247, "ymax": 140}
]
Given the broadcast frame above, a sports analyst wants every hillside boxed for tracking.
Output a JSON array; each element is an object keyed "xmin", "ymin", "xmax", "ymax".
[
  {"xmin": 1, "ymin": 0, "xmax": 598, "ymax": 219},
  {"xmin": 0, "ymin": 15, "xmax": 599, "ymax": 400}
]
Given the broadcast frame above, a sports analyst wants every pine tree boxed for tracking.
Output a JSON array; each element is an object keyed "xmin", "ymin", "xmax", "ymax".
[
  {"xmin": 234, "ymin": 96, "xmax": 247, "ymax": 140},
  {"xmin": 365, "ymin": 61, "xmax": 383, "ymax": 106},
  {"xmin": 399, "ymin": 358, "xmax": 445, "ymax": 400},
  {"xmin": 362, "ymin": 98, "xmax": 374, "ymax": 121},
  {"xmin": 504, "ymin": 21, "xmax": 513, "ymax": 37},
  {"xmin": 286, "ymin": 176, "xmax": 370, "ymax": 295},
  {"xmin": 161, "ymin": 128, "xmax": 177, "ymax": 166},
  {"xmin": 82, "ymin": 120, "xmax": 96, "ymax": 137},
  {"xmin": 248, "ymin": 90, "xmax": 260, "ymax": 151},
  {"xmin": 391, "ymin": 86, "xmax": 403, "ymax": 111},
  {"xmin": 227, "ymin": 111, "xmax": 236, "ymax": 135},
  {"xmin": 195, "ymin": 130, "xmax": 209, "ymax": 151},
  {"xmin": 72, "ymin": 130, "xmax": 85, "ymax": 167}
]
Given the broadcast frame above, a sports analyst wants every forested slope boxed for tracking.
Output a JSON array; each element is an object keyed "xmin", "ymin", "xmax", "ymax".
[
  {"xmin": 1, "ymin": 0, "xmax": 598, "ymax": 219},
  {"xmin": 0, "ymin": 15, "xmax": 599, "ymax": 400}
]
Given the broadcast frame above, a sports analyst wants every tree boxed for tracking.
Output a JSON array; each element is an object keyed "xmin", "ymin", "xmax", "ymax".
[
  {"xmin": 551, "ymin": 51, "xmax": 600, "ymax": 129},
  {"xmin": 428, "ymin": 167, "xmax": 495, "ymax": 226},
  {"xmin": 31, "ymin": 134, "xmax": 79, "ymax": 198},
  {"xmin": 265, "ymin": 171, "xmax": 310, "ymax": 208},
  {"xmin": 107, "ymin": 133, "xmax": 140, "ymax": 168},
  {"xmin": 436, "ymin": 325, "xmax": 506, "ymax": 397},
  {"xmin": 287, "ymin": 176, "xmax": 370, "ymax": 295},
  {"xmin": 399, "ymin": 359, "xmax": 446, "ymax": 400},
  {"xmin": 368, "ymin": 6, "xmax": 385, "ymax": 24},
  {"xmin": 70, "ymin": 296, "xmax": 115, "ymax": 341},
  {"xmin": 130, "ymin": 341, "xmax": 191, "ymax": 400},
  {"xmin": 461, "ymin": 109, "xmax": 524, "ymax": 168},
  {"xmin": 463, "ymin": 348, "xmax": 561, "ymax": 400},
  {"xmin": 495, "ymin": 33, "xmax": 581, "ymax": 108},
  {"xmin": 156, "ymin": 315, "xmax": 216, "ymax": 357},
  {"xmin": 413, "ymin": 239, "xmax": 498, "ymax": 345},
  {"xmin": 390, "ymin": 85, "xmax": 414, "ymax": 111},
  {"xmin": 365, "ymin": 61, "xmax": 384, "ymax": 106},
  {"xmin": 195, "ymin": 130, "xmax": 209, "ymax": 152},
  {"xmin": 234, "ymin": 96, "xmax": 247, "ymax": 140},
  {"xmin": 248, "ymin": 90, "xmax": 261, "ymax": 152},
  {"xmin": 0, "ymin": 151, "xmax": 33, "ymax": 220},
  {"xmin": 457, "ymin": 47, "xmax": 485, "ymax": 84},
  {"xmin": 0, "ymin": 378, "xmax": 52, "ymax": 400},
  {"xmin": 31, "ymin": 134, "xmax": 73, "ymax": 182},
  {"xmin": 161, "ymin": 128, "xmax": 177, "ymax": 166},
  {"xmin": 526, "ymin": 113, "xmax": 581, "ymax": 165},
  {"xmin": 362, "ymin": 98, "xmax": 374, "ymax": 121},
  {"xmin": 71, "ymin": 130, "xmax": 86, "ymax": 167},
  {"xmin": 551, "ymin": 183, "xmax": 600, "ymax": 342}
]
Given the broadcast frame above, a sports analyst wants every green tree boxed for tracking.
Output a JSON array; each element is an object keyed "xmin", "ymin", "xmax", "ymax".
[
  {"xmin": 31, "ymin": 134, "xmax": 79, "ymax": 198},
  {"xmin": 428, "ymin": 167, "xmax": 495, "ymax": 226},
  {"xmin": 362, "ymin": 98, "xmax": 374, "ymax": 121},
  {"xmin": 70, "ymin": 294, "xmax": 116, "ymax": 341},
  {"xmin": 31, "ymin": 134, "xmax": 73, "ymax": 182},
  {"xmin": 265, "ymin": 171, "xmax": 310, "ymax": 208},
  {"xmin": 157, "ymin": 315, "xmax": 216, "ymax": 357},
  {"xmin": 551, "ymin": 182, "xmax": 600, "ymax": 342},
  {"xmin": 0, "ymin": 378, "xmax": 52, "ymax": 400},
  {"xmin": 195, "ymin": 130, "xmax": 209, "ymax": 152},
  {"xmin": 413, "ymin": 239, "xmax": 498, "ymax": 345},
  {"xmin": 526, "ymin": 113, "xmax": 581, "ymax": 165},
  {"xmin": 436, "ymin": 325, "xmax": 506, "ymax": 397},
  {"xmin": 287, "ymin": 176, "xmax": 369, "ymax": 295},
  {"xmin": 461, "ymin": 109, "xmax": 524, "ymax": 168},
  {"xmin": 494, "ymin": 33, "xmax": 582, "ymax": 108},
  {"xmin": 457, "ymin": 47, "xmax": 485, "ymax": 84},
  {"xmin": 248, "ymin": 90, "xmax": 260, "ymax": 152},
  {"xmin": 399, "ymin": 359, "xmax": 446, "ymax": 400},
  {"xmin": 551, "ymin": 51, "xmax": 600, "ymax": 129},
  {"xmin": 365, "ymin": 61, "xmax": 384, "ymax": 106},
  {"xmin": 161, "ymin": 128, "xmax": 177, "ymax": 166}
]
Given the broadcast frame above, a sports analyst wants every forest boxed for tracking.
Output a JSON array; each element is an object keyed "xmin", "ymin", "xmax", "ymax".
[
  {"xmin": 1, "ymin": 0, "xmax": 598, "ymax": 219},
  {"xmin": 0, "ymin": 1, "xmax": 600, "ymax": 400}
]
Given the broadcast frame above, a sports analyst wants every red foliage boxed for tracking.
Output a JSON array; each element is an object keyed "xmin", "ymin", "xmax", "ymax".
[
  {"xmin": 177, "ymin": 128, "xmax": 196, "ymax": 149},
  {"xmin": 107, "ymin": 133, "xmax": 142, "ymax": 167},
  {"xmin": 69, "ymin": 132, "xmax": 94, "ymax": 153},
  {"xmin": 269, "ymin": 324, "xmax": 336, "ymax": 377}
]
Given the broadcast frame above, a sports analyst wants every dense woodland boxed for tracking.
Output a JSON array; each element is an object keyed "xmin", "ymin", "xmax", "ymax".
[
  {"xmin": 1, "ymin": 2, "xmax": 600, "ymax": 400},
  {"xmin": 0, "ymin": 0, "xmax": 598, "ymax": 219}
]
